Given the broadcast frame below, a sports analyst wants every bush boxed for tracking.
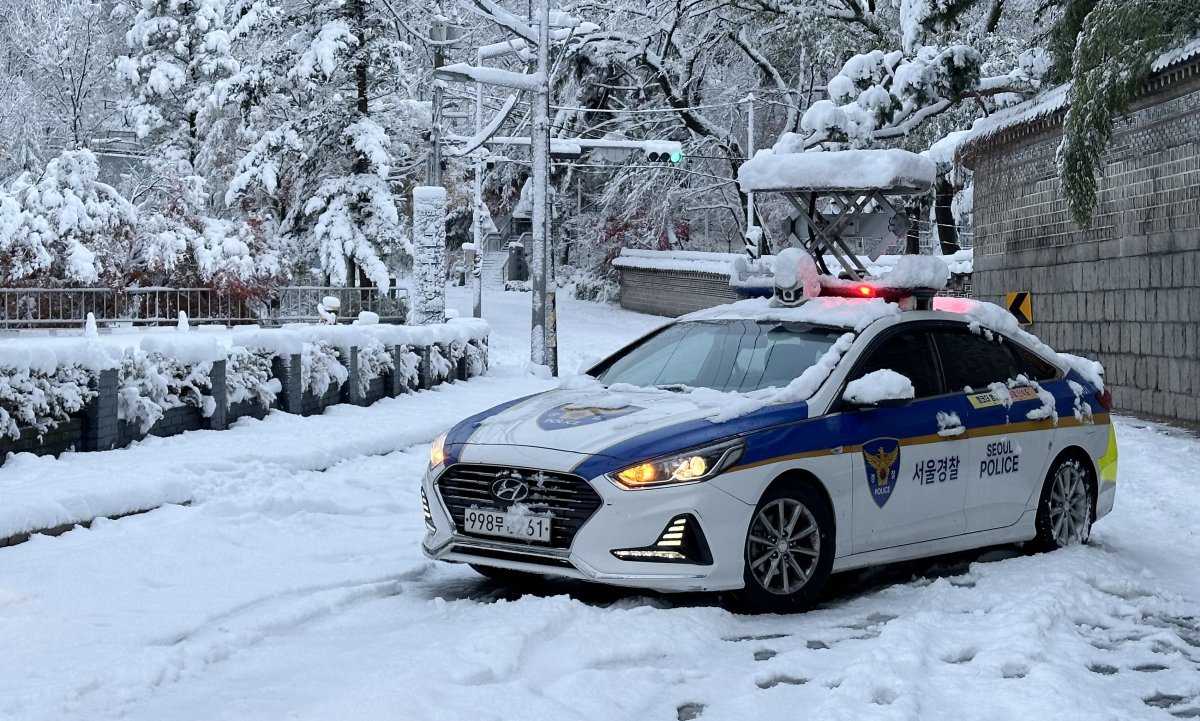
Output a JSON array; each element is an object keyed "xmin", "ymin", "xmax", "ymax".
[{"xmin": 0, "ymin": 365, "xmax": 96, "ymax": 441}]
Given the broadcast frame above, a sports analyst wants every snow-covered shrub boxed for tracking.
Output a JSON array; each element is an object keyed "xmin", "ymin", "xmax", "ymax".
[
  {"xmin": 117, "ymin": 349, "xmax": 215, "ymax": 433},
  {"xmin": 394, "ymin": 345, "xmax": 420, "ymax": 388},
  {"xmin": 0, "ymin": 365, "xmax": 96, "ymax": 441},
  {"xmin": 226, "ymin": 346, "xmax": 281, "ymax": 408},
  {"xmin": 428, "ymin": 344, "xmax": 452, "ymax": 383},
  {"xmin": 300, "ymin": 340, "xmax": 348, "ymax": 396},
  {"xmin": 355, "ymin": 339, "xmax": 394, "ymax": 396},
  {"xmin": 570, "ymin": 271, "xmax": 620, "ymax": 303},
  {"xmin": 465, "ymin": 341, "xmax": 485, "ymax": 377},
  {"xmin": 504, "ymin": 280, "xmax": 531, "ymax": 292}
]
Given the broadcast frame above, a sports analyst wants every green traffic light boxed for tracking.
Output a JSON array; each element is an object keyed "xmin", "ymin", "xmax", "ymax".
[{"xmin": 670, "ymin": 150, "xmax": 684, "ymax": 163}]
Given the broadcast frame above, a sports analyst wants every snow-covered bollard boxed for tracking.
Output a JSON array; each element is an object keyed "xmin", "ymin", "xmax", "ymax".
[
  {"xmin": 84, "ymin": 312, "xmax": 98, "ymax": 337},
  {"xmin": 176, "ymin": 311, "xmax": 189, "ymax": 332},
  {"xmin": 354, "ymin": 311, "xmax": 379, "ymax": 325}
]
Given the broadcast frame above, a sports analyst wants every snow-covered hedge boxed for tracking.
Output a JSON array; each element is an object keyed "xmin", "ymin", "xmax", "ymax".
[{"xmin": 0, "ymin": 318, "xmax": 490, "ymax": 444}]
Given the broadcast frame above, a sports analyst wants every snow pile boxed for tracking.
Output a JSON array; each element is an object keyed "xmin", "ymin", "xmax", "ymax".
[
  {"xmin": 613, "ymin": 248, "xmax": 746, "ymax": 275},
  {"xmin": 738, "ymin": 148, "xmax": 936, "ymax": 194},
  {"xmin": 876, "ymin": 254, "xmax": 950, "ymax": 290},
  {"xmin": 842, "ymin": 369, "xmax": 915, "ymax": 405}
]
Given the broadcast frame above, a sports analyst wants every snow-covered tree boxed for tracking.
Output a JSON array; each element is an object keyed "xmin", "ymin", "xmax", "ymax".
[
  {"xmin": 1056, "ymin": 0, "xmax": 1199, "ymax": 226},
  {"xmin": 0, "ymin": 0, "xmax": 122, "ymax": 177},
  {"xmin": 222, "ymin": 0, "xmax": 421, "ymax": 290},
  {"xmin": 115, "ymin": 0, "xmax": 238, "ymax": 169},
  {"xmin": 2, "ymin": 149, "xmax": 137, "ymax": 286}
]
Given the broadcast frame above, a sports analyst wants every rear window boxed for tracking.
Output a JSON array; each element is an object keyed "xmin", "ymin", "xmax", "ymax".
[{"xmin": 595, "ymin": 320, "xmax": 845, "ymax": 393}]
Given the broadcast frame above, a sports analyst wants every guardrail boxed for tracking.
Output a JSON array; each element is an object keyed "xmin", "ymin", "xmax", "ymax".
[{"xmin": 0, "ymin": 286, "xmax": 409, "ymax": 329}]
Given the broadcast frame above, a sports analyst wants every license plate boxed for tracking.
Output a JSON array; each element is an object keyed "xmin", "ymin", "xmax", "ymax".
[{"xmin": 463, "ymin": 508, "xmax": 552, "ymax": 542}]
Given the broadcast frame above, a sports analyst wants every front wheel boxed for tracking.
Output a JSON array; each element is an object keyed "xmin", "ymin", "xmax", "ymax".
[
  {"xmin": 735, "ymin": 483, "xmax": 835, "ymax": 614},
  {"xmin": 1030, "ymin": 455, "xmax": 1094, "ymax": 552}
]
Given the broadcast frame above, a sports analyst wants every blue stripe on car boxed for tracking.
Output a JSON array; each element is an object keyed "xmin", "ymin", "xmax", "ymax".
[{"xmin": 443, "ymin": 391, "xmax": 546, "ymax": 466}]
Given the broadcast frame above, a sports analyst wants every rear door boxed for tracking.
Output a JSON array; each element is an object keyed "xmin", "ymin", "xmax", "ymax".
[
  {"xmin": 930, "ymin": 327, "xmax": 1058, "ymax": 532},
  {"xmin": 839, "ymin": 326, "xmax": 972, "ymax": 554}
]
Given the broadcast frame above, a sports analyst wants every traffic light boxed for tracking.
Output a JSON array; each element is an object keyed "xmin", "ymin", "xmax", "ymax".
[{"xmin": 644, "ymin": 141, "xmax": 684, "ymax": 163}]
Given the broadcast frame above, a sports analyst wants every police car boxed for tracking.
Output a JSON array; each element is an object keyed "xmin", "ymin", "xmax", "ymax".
[{"xmin": 421, "ymin": 254, "xmax": 1118, "ymax": 612}]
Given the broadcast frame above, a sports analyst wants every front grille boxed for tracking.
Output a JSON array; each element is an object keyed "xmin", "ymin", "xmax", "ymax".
[{"xmin": 436, "ymin": 464, "xmax": 603, "ymax": 549}]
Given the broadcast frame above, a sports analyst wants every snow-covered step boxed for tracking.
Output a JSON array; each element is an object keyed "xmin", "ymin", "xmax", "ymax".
[{"xmin": 481, "ymin": 251, "xmax": 508, "ymax": 289}]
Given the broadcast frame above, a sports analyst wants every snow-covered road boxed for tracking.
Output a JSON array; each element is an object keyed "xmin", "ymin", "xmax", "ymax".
[{"xmin": 3, "ymin": 289, "xmax": 1199, "ymax": 721}]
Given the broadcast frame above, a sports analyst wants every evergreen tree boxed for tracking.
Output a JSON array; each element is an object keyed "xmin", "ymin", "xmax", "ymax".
[{"xmin": 223, "ymin": 0, "xmax": 420, "ymax": 290}]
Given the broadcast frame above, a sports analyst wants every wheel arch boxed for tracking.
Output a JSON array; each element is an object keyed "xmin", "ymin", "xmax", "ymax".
[
  {"xmin": 1047, "ymin": 445, "xmax": 1099, "ymax": 515},
  {"xmin": 763, "ymin": 469, "xmax": 837, "ymax": 535}
]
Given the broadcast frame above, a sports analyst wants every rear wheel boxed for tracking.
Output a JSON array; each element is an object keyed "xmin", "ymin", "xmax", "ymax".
[
  {"xmin": 1031, "ymin": 455, "xmax": 1094, "ymax": 552},
  {"xmin": 735, "ymin": 483, "xmax": 834, "ymax": 613}
]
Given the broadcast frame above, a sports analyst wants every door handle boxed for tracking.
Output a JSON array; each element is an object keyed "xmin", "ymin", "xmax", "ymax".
[{"xmin": 937, "ymin": 426, "xmax": 966, "ymax": 438}]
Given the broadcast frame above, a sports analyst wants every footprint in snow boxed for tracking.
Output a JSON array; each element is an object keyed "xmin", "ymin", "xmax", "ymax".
[
  {"xmin": 1001, "ymin": 662, "xmax": 1029, "ymax": 679},
  {"xmin": 676, "ymin": 702, "xmax": 704, "ymax": 720},
  {"xmin": 756, "ymin": 675, "xmax": 807, "ymax": 690},
  {"xmin": 753, "ymin": 649, "xmax": 777, "ymax": 661},
  {"xmin": 943, "ymin": 648, "xmax": 976, "ymax": 665}
]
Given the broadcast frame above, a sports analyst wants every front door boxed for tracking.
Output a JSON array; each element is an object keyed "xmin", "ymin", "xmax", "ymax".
[{"xmin": 840, "ymin": 328, "xmax": 971, "ymax": 554}]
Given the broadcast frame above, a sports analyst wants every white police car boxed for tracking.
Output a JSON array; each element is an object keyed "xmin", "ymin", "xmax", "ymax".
[{"xmin": 421, "ymin": 255, "xmax": 1117, "ymax": 612}]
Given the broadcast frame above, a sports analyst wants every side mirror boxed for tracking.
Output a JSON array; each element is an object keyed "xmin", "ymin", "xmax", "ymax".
[{"xmin": 843, "ymin": 369, "xmax": 916, "ymax": 409}]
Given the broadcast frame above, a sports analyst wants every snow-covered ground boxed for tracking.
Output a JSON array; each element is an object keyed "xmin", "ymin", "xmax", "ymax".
[{"xmin": 2, "ymin": 287, "xmax": 1199, "ymax": 721}]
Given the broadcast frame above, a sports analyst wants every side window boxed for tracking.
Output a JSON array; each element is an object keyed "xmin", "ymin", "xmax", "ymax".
[
  {"xmin": 934, "ymin": 329, "xmax": 1021, "ymax": 391},
  {"xmin": 1009, "ymin": 342, "xmax": 1059, "ymax": 381},
  {"xmin": 849, "ymin": 330, "xmax": 942, "ymax": 398}
]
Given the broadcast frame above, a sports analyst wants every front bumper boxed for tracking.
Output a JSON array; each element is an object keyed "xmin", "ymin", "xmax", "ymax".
[{"xmin": 421, "ymin": 459, "xmax": 754, "ymax": 593}]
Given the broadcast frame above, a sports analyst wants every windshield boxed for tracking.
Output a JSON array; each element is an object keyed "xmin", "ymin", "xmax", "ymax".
[{"xmin": 594, "ymin": 320, "xmax": 845, "ymax": 393}]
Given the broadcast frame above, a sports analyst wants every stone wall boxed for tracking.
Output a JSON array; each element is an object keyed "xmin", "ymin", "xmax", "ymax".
[
  {"xmin": 618, "ymin": 268, "xmax": 743, "ymax": 317},
  {"xmin": 965, "ymin": 56, "xmax": 1200, "ymax": 423}
]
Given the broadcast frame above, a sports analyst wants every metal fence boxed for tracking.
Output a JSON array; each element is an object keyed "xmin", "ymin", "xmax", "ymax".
[{"xmin": 0, "ymin": 286, "xmax": 410, "ymax": 329}]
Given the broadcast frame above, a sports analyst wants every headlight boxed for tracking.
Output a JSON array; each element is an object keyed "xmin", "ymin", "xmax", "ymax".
[
  {"xmin": 429, "ymin": 432, "xmax": 448, "ymax": 468},
  {"xmin": 607, "ymin": 439, "xmax": 745, "ymax": 490}
]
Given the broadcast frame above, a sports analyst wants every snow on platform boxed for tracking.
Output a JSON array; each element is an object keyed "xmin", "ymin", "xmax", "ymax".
[{"xmin": 738, "ymin": 147, "xmax": 936, "ymax": 194}]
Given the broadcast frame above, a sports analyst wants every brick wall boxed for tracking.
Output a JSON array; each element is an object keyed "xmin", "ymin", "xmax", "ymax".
[{"xmin": 967, "ymin": 59, "xmax": 1200, "ymax": 423}]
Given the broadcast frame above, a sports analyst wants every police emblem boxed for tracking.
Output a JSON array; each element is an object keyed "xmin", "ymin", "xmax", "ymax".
[
  {"xmin": 862, "ymin": 437, "xmax": 902, "ymax": 508},
  {"xmin": 536, "ymin": 404, "xmax": 642, "ymax": 430}
]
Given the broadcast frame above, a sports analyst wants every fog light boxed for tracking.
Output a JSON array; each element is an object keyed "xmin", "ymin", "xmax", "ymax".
[
  {"xmin": 422, "ymin": 489, "xmax": 436, "ymax": 532},
  {"xmin": 611, "ymin": 514, "xmax": 712, "ymax": 564}
]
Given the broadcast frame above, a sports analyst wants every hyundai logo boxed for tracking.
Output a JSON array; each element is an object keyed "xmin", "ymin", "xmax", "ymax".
[{"xmin": 491, "ymin": 477, "xmax": 530, "ymax": 502}]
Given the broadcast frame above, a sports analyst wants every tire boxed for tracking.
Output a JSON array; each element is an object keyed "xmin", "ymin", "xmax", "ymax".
[
  {"xmin": 469, "ymin": 563, "xmax": 542, "ymax": 585},
  {"xmin": 1030, "ymin": 455, "xmax": 1094, "ymax": 552},
  {"xmin": 734, "ymin": 483, "xmax": 835, "ymax": 614}
]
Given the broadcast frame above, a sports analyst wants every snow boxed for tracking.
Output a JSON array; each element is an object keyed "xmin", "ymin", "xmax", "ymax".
[
  {"xmin": 2, "ymin": 285, "xmax": 1200, "ymax": 721},
  {"xmin": 683, "ymin": 296, "xmax": 901, "ymax": 332},
  {"xmin": 616, "ymin": 249, "xmax": 974, "ymax": 281},
  {"xmin": 738, "ymin": 148, "xmax": 936, "ymax": 193},
  {"xmin": 842, "ymin": 368, "xmax": 915, "ymax": 405},
  {"xmin": 771, "ymin": 247, "xmax": 821, "ymax": 298},
  {"xmin": 875, "ymin": 253, "xmax": 949, "ymax": 290}
]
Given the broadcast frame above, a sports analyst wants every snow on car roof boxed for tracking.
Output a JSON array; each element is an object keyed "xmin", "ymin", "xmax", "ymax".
[
  {"xmin": 737, "ymin": 147, "xmax": 936, "ymax": 194},
  {"xmin": 681, "ymin": 296, "xmax": 901, "ymax": 332}
]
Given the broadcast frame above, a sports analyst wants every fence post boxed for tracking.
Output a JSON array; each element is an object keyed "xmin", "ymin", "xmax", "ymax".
[
  {"xmin": 344, "ymin": 346, "xmax": 363, "ymax": 405},
  {"xmin": 209, "ymin": 359, "xmax": 228, "ymax": 430},
  {"xmin": 83, "ymin": 368, "xmax": 119, "ymax": 452},
  {"xmin": 272, "ymin": 353, "xmax": 304, "ymax": 414},
  {"xmin": 456, "ymin": 348, "xmax": 469, "ymax": 381}
]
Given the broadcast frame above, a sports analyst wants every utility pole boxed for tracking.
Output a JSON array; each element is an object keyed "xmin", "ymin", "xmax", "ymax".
[
  {"xmin": 471, "ymin": 50, "xmax": 484, "ymax": 319},
  {"xmin": 530, "ymin": 0, "xmax": 557, "ymax": 375},
  {"xmin": 745, "ymin": 92, "xmax": 757, "ymax": 255}
]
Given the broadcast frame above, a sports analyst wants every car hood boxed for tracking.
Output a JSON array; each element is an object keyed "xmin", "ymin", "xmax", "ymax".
[{"xmin": 445, "ymin": 385, "xmax": 812, "ymax": 475}]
